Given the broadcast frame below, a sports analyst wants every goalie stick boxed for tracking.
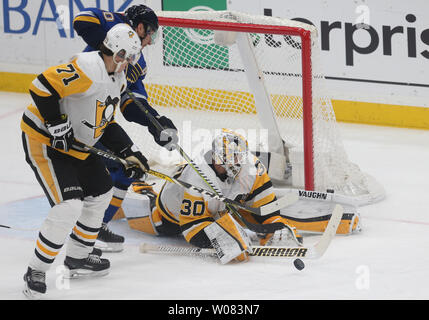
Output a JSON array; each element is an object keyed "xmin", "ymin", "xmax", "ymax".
[
  {"xmin": 140, "ymin": 204, "xmax": 343, "ymax": 260},
  {"xmin": 72, "ymin": 141, "xmax": 297, "ymax": 233},
  {"xmin": 124, "ymin": 89, "xmax": 286, "ymax": 234}
]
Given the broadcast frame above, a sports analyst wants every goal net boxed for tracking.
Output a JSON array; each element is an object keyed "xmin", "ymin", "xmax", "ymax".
[{"xmin": 117, "ymin": 10, "xmax": 385, "ymax": 205}]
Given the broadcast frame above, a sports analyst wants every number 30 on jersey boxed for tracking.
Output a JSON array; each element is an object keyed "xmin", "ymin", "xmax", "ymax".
[{"xmin": 180, "ymin": 199, "xmax": 206, "ymax": 216}]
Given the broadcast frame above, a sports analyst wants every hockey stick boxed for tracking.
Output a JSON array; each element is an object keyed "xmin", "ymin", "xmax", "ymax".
[
  {"xmin": 0, "ymin": 224, "xmax": 38, "ymax": 232},
  {"xmin": 72, "ymin": 141, "xmax": 134, "ymax": 167},
  {"xmin": 72, "ymin": 141, "xmax": 298, "ymax": 217},
  {"xmin": 124, "ymin": 89, "xmax": 285, "ymax": 234},
  {"xmin": 140, "ymin": 204, "xmax": 344, "ymax": 259},
  {"xmin": 146, "ymin": 168, "xmax": 298, "ymax": 216}
]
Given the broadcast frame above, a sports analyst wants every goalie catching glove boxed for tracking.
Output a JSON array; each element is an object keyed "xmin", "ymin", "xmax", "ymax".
[
  {"xmin": 45, "ymin": 114, "xmax": 74, "ymax": 152},
  {"xmin": 119, "ymin": 144, "xmax": 149, "ymax": 180}
]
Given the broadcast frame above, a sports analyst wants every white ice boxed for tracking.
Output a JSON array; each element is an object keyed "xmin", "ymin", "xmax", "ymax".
[{"xmin": 0, "ymin": 91, "xmax": 428, "ymax": 300}]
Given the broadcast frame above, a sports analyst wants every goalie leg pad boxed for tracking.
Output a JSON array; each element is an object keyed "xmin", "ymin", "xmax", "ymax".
[
  {"xmin": 128, "ymin": 213, "xmax": 158, "ymax": 236},
  {"xmin": 204, "ymin": 213, "xmax": 252, "ymax": 264},
  {"xmin": 280, "ymin": 212, "xmax": 360, "ymax": 235},
  {"xmin": 127, "ymin": 204, "xmax": 164, "ymax": 235},
  {"xmin": 337, "ymin": 213, "xmax": 360, "ymax": 234},
  {"xmin": 112, "ymin": 207, "xmax": 126, "ymax": 220}
]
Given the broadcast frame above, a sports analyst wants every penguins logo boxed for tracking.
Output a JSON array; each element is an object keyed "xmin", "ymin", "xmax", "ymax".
[{"xmin": 82, "ymin": 96, "xmax": 119, "ymax": 138}]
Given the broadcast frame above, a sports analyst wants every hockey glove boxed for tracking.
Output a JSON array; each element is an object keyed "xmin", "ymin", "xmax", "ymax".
[
  {"xmin": 119, "ymin": 145, "xmax": 150, "ymax": 180},
  {"xmin": 148, "ymin": 115, "xmax": 178, "ymax": 151},
  {"xmin": 45, "ymin": 114, "xmax": 74, "ymax": 152}
]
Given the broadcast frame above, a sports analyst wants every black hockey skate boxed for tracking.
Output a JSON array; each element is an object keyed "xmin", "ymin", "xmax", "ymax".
[
  {"xmin": 64, "ymin": 254, "xmax": 110, "ymax": 278},
  {"xmin": 23, "ymin": 267, "xmax": 46, "ymax": 299},
  {"xmin": 90, "ymin": 247, "xmax": 102, "ymax": 257},
  {"xmin": 95, "ymin": 222, "xmax": 124, "ymax": 252}
]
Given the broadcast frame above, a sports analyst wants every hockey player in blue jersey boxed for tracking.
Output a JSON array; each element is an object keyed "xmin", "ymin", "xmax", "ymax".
[{"xmin": 73, "ymin": 5, "xmax": 178, "ymax": 251}]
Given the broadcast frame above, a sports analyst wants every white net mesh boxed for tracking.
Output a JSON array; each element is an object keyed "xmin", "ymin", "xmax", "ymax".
[{"xmin": 117, "ymin": 10, "xmax": 385, "ymax": 205}]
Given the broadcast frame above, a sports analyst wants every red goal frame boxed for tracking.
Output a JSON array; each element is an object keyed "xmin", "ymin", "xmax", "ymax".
[{"xmin": 158, "ymin": 17, "xmax": 315, "ymax": 190}]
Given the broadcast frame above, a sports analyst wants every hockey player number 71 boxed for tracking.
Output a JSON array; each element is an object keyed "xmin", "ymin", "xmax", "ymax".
[{"xmin": 56, "ymin": 64, "xmax": 80, "ymax": 86}]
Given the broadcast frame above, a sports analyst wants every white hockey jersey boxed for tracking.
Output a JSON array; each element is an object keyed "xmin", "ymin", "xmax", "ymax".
[
  {"xmin": 21, "ymin": 51, "xmax": 127, "ymax": 159},
  {"xmin": 157, "ymin": 151, "xmax": 276, "ymax": 242}
]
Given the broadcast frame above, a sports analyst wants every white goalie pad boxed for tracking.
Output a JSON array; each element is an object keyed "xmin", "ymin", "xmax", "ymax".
[
  {"xmin": 275, "ymin": 188, "xmax": 361, "ymax": 234},
  {"xmin": 264, "ymin": 225, "xmax": 303, "ymax": 247},
  {"xmin": 120, "ymin": 191, "xmax": 153, "ymax": 220},
  {"xmin": 204, "ymin": 216, "xmax": 252, "ymax": 264}
]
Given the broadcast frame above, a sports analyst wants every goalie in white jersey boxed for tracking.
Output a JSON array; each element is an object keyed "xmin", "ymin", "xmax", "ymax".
[
  {"xmin": 125, "ymin": 129, "xmax": 303, "ymax": 264},
  {"xmin": 122, "ymin": 129, "xmax": 361, "ymax": 264},
  {"xmin": 20, "ymin": 24, "xmax": 149, "ymax": 299}
]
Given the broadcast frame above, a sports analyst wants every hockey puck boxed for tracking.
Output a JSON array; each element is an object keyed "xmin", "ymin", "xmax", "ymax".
[{"xmin": 293, "ymin": 258, "xmax": 305, "ymax": 271}]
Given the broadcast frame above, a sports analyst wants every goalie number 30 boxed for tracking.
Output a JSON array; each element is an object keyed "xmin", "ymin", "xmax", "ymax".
[{"xmin": 180, "ymin": 199, "xmax": 205, "ymax": 216}]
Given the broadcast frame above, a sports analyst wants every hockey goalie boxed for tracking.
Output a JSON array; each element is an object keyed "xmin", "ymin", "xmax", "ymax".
[{"xmin": 117, "ymin": 129, "xmax": 361, "ymax": 264}]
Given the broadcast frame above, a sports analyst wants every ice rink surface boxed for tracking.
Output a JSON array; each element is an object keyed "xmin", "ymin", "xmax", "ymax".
[{"xmin": 0, "ymin": 92, "xmax": 428, "ymax": 301}]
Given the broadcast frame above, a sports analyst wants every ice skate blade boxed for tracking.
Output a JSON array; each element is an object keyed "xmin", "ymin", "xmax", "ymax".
[
  {"xmin": 63, "ymin": 268, "xmax": 110, "ymax": 279},
  {"xmin": 94, "ymin": 240, "xmax": 124, "ymax": 253},
  {"xmin": 23, "ymin": 284, "xmax": 44, "ymax": 300}
]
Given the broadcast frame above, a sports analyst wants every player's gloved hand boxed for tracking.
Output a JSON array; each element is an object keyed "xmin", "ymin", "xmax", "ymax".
[
  {"xmin": 148, "ymin": 115, "xmax": 179, "ymax": 151},
  {"xmin": 45, "ymin": 114, "xmax": 74, "ymax": 152},
  {"xmin": 119, "ymin": 144, "xmax": 150, "ymax": 180}
]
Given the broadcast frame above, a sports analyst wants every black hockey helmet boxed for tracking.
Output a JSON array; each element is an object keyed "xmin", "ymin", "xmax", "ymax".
[{"xmin": 125, "ymin": 5, "xmax": 158, "ymax": 35}]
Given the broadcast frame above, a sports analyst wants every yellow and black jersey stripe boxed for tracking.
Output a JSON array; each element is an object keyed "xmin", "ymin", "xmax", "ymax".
[
  {"xmin": 119, "ymin": 91, "xmax": 149, "ymax": 114},
  {"xmin": 245, "ymin": 170, "xmax": 277, "ymax": 209},
  {"xmin": 73, "ymin": 13, "xmax": 101, "ymax": 25},
  {"xmin": 21, "ymin": 107, "xmax": 90, "ymax": 160},
  {"xmin": 34, "ymin": 58, "xmax": 93, "ymax": 100},
  {"xmin": 178, "ymin": 192, "xmax": 215, "ymax": 243},
  {"xmin": 154, "ymin": 164, "xmax": 189, "ymax": 225},
  {"xmin": 126, "ymin": 63, "xmax": 147, "ymax": 84},
  {"xmin": 34, "ymin": 231, "xmax": 63, "ymax": 265},
  {"xmin": 21, "ymin": 58, "xmax": 93, "ymax": 159},
  {"xmin": 235, "ymin": 167, "xmax": 279, "ymax": 224}
]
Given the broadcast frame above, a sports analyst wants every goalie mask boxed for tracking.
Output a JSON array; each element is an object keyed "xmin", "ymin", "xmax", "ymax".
[
  {"xmin": 212, "ymin": 129, "xmax": 249, "ymax": 182},
  {"xmin": 103, "ymin": 23, "xmax": 142, "ymax": 72}
]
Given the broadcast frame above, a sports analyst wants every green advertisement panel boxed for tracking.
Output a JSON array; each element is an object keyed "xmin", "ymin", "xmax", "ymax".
[{"xmin": 162, "ymin": 0, "xmax": 229, "ymax": 70}]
